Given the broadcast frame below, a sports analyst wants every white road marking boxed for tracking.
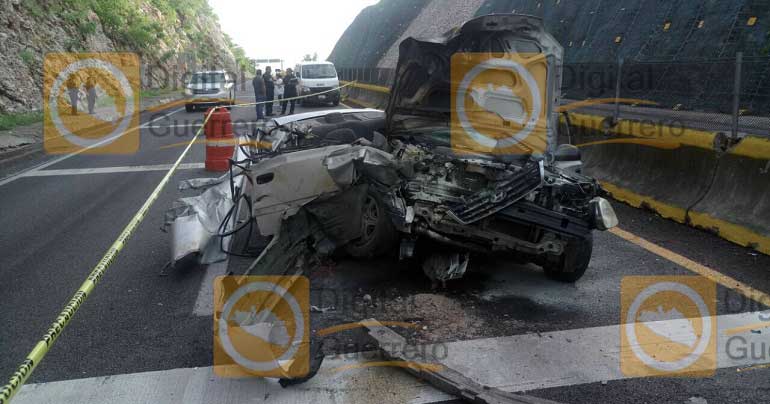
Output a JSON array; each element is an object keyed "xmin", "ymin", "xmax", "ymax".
[
  {"xmin": 21, "ymin": 163, "xmax": 205, "ymax": 177},
  {"xmin": 0, "ymin": 106, "xmax": 185, "ymax": 187},
  {"xmin": 14, "ymin": 310, "xmax": 770, "ymax": 404},
  {"xmin": 192, "ymin": 259, "xmax": 229, "ymax": 316},
  {"xmin": 191, "ymin": 142, "xmax": 249, "ymax": 316}
]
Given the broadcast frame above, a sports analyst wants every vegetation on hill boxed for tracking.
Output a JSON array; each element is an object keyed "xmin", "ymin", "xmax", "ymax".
[{"xmin": 19, "ymin": 0, "xmax": 252, "ymax": 70}]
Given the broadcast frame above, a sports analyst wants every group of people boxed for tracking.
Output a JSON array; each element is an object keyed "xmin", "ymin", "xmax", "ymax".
[
  {"xmin": 252, "ymin": 66, "xmax": 299, "ymax": 120},
  {"xmin": 65, "ymin": 74, "xmax": 98, "ymax": 115}
]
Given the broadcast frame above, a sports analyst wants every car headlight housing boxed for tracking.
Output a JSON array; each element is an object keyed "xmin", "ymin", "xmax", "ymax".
[
  {"xmin": 300, "ymin": 85, "xmax": 310, "ymax": 94},
  {"xmin": 184, "ymin": 88, "xmax": 193, "ymax": 96},
  {"xmin": 590, "ymin": 197, "xmax": 618, "ymax": 230}
]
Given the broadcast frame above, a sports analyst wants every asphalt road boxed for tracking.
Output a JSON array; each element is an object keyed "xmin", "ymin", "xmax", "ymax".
[{"xmin": 1, "ymin": 90, "xmax": 769, "ymax": 403}]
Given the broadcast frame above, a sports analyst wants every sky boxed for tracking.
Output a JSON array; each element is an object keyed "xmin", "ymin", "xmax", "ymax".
[{"xmin": 209, "ymin": 0, "xmax": 379, "ymax": 71}]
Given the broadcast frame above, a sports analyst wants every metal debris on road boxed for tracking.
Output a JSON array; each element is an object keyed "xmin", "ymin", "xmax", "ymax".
[{"xmin": 363, "ymin": 319, "xmax": 564, "ymax": 404}]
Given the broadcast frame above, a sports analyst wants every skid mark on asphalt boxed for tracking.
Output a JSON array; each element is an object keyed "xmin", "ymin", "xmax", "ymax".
[
  {"xmin": 610, "ymin": 227, "xmax": 770, "ymax": 305},
  {"xmin": 13, "ymin": 310, "xmax": 770, "ymax": 404}
]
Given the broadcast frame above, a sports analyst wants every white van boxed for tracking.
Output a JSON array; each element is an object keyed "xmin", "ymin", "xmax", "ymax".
[{"xmin": 295, "ymin": 61, "xmax": 340, "ymax": 106}]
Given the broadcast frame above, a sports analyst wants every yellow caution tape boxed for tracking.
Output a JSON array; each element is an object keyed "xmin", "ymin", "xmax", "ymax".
[{"xmin": 0, "ymin": 106, "xmax": 220, "ymax": 404}]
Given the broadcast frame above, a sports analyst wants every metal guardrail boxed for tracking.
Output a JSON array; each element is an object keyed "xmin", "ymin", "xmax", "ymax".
[{"xmin": 337, "ymin": 56, "xmax": 770, "ymax": 137}]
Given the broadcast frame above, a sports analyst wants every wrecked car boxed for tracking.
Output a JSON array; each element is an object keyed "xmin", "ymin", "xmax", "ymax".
[{"xmin": 167, "ymin": 14, "xmax": 618, "ymax": 285}]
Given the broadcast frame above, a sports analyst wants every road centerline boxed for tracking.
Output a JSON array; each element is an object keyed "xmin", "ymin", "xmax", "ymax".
[{"xmin": 609, "ymin": 227, "xmax": 770, "ymax": 306}]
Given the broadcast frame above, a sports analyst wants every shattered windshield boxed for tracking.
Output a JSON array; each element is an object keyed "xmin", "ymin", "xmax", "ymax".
[
  {"xmin": 302, "ymin": 64, "xmax": 337, "ymax": 79},
  {"xmin": 190, "ymin": 72, "xmax": 226, "ymax": 84}
]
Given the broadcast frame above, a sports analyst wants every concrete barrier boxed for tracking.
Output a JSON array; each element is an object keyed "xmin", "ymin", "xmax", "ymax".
[
  {"xmin": 338, "ymin": 81, "xmax": 770, "ymax": 255},
  {"xmin": 567, "ymin": 115, "xmax": 770, "ymax": 255},
  {"xmin": 340, "ymin": 81, "xmax": 390, "ymax": 109},
  {"xmin": 688, "ymin": 151, "xmax": 770, "ymax": 254}
]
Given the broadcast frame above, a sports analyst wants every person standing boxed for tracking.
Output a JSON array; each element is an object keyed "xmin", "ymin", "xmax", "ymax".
[
  {"xmin": 273, "ymin": 72, "xmax": 284, "ymax": 111},
  {"xmin": 85, "ymin": 75, "xmax": 97, "ymax": 115},
  {"xmin": 66, "ymin": 75, "xmax": 79, "ymax": 115},
  {"xmin": 263, "ymin": 66, "xmax": 274, "ymax": 116},
  {"xmin": 252, "ymin": 69, "xmax": 266, "ymax": 121},
  {"xmin": 282, "ymin": 68, "xmax": 298, "ymax": 115}
]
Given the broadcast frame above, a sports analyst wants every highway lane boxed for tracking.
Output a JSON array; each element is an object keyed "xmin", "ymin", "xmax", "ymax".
[
  {"xmin": 0, "ymin": 92, "xmax": 347, "ymax": 382},
  {"xmin": 1, "ymin": 92, "xmax": 770, "ymax": 403}
]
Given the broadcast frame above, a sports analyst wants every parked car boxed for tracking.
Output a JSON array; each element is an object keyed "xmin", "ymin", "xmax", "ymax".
[{"xmin": 183, "ymin": 70, "xmax": 236, "ymax": 112}]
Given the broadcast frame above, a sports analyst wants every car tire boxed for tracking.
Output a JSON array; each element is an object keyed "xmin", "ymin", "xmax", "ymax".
[
  {"xmin": 185, "ymin": 104, "xmax": 194, "ymax": 113},
  {"xmin": 543, "ymin": 232, "xmax": 593, "ymax": 283},
  {"xmin": 345, "ymin": 191, "xmax": 398, "ymax": 258},
  {"xmin": 332, "ymin": 99, "xmax": 340, "ymax": 106}
]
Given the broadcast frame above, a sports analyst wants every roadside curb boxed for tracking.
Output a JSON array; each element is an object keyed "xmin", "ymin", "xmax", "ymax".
[{"xmin": 603, "ymin": 181, "xmax": 770, "ymax": 255}]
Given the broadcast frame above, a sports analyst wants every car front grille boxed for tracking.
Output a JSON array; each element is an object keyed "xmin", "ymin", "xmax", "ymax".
[
  {"xmin": 310, "ymin": 87, "xmax": 333, "ymax": 94},
  {"xmin": 447, "ymin": 161, "xmax": 543, "ymax": 224},
  {"xmin": 193, "ymin": 88, "xmax": 220, "ymax": 95}
]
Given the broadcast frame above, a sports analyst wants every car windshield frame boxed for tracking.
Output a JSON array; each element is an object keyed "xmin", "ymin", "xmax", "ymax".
[
  {"xmin": 301, "ymin": 64, "xmax": 337, "ymax": 79},
  {"xmin": 189, "ymin": 72, "xmax": 226, "ymax": 85}
]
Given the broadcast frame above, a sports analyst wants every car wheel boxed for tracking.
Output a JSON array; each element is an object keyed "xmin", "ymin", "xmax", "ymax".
[
  {"xmin": 332, "ymin": 99, "xmax": 340, "ymax": 106},
  {"xmin": 542, "ymin": 233, "xmax": 593, "ymax": 283},
  {"xmin": 185, "ymin": 104, "xmax": 194, "ymax": 113},
  {"xmin": 345, "ymin": 191, "xmax": 397, "ymax": 258}
]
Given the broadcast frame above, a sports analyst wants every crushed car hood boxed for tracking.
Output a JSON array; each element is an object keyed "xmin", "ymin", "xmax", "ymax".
[{"xmin": 385, "ymin": 13, "xmax": 564, "ymax": 158}]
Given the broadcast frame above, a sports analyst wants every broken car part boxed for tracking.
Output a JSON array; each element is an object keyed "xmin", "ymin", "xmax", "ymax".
[{"xmin": 363, "ymin": 319, "xmax": 564, "ymax": 404}]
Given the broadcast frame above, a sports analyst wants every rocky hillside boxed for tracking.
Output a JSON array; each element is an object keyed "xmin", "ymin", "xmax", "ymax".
[
  {"xmin": 327, "ymin": 0, "xmax": 429, "ymax": 68},
  {"xmin": 0, "ymin": 0, "xmax": 252, "ymax": 113},
  {"xmin": 330, "ymin": 0, "xmax": 770, "ymax": 68}
]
